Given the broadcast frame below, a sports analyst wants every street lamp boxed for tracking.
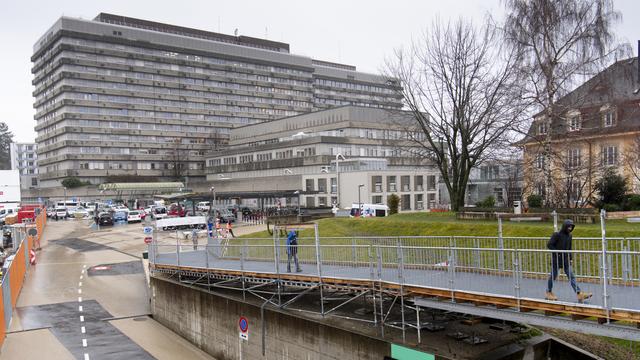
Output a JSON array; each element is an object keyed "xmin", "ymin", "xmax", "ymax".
[
  {"xmin": 335, "ymin": 153, "xmax": 346, "ymax": 208},
  {"xmin": 294, "ymin": 190, "xmax": 301, "ymax": 217},
  {"xmin": 209, "ymin": 186, "xmax": 215, "ymax": 217},
  {"xmin": 358, "ymin": 184, "xmax": 364, "ymax": 217}
]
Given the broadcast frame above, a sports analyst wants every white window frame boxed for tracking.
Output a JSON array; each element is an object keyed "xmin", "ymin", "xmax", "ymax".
[{"xmin": 567, "ymin": 115, "xmax": 581, "ymax": 132}]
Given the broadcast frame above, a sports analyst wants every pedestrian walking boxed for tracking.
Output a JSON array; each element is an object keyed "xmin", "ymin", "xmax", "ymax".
[
  {"xmin": 286, "ymin": 230, "xmax": 302, "ymax": 273},
  {"xmin": 545, "ymin": 219, "xmax": 592, "ymax": 302},
  {"xmin": 191, "ymin": 228, "xmax": 198, "ymax": 250},
  {"xmin": 215, "ymin": 218, "xmax": 221, "ymax": 238},
  {"xmin": 226, "ymin": 221, "xmax": 235, "ymax": 238}
]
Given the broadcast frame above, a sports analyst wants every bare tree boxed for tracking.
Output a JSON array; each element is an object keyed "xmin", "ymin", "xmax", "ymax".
[
  {"xmin": 385, "ymin": 18, "xmax": 525, "ymax": 211},
  {"xmin": 503, "ymin": 0, "xmax": 626, "ymax": 206}
]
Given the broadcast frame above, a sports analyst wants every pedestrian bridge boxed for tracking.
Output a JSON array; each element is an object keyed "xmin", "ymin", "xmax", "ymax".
[{"xmin": 149, "ymin": 231, "xmax": 640, "ymax": 341}]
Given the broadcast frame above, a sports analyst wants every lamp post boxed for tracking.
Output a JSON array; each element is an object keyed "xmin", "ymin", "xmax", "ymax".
[
  {"xmin": 209, "ymin": 186, "xmax": 215, "ymax": 217},
  {"xmin": 294, "ymin": 190, "xmax": 301, "ymax": 218},
  {"xmin": 63, "ymin": 187, "xmax": 67, "ymax": 204},
  {"xmin": 358, "ymin": 184, "xmax": 364, "ymax": 217},
  {"xmin": 335, "ymin": 153, "xmax": 346, "ymax": 208}
]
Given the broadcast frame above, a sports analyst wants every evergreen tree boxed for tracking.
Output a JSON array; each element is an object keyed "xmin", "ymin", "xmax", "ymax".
[{"xmin": 0, "ymin": 123, "xmax": 13, "ymax": 170}]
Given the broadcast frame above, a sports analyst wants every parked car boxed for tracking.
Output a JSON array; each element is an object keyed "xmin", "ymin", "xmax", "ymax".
[
  {"xmin": 113, "ymin": 211, "xmax": 128, "ymax": 223},
  {"xmin": 151, "ymin": 207, "xmax": 168, "ymax": 220},
  {"xmin": 71, "ymin": 207, "xmax": 90, "ymax": 218},
  {"xmin": 46, "ymin": 207, "xmax": 56, "ymax": 218},
  {"xmin": 127, "ymin": 211, "xmax": 142, "ymax": 223},
  {"xmin": 98, "ymin": 213, "xmax": 114, "ymax": 226},
  {"xmin": 114, "ymin": 205, "xmax": 130, "ymax": 213},
  {"xmin": 196, "ymin": 201, "xmax": 210, "ymax": 212},
  {"xmin": 216, "ymin": 210, "xmax": 236, "ymax": 223},
  {"xmin": 54, "ymin": 206, "xmax": 68, "ymax": 220}
]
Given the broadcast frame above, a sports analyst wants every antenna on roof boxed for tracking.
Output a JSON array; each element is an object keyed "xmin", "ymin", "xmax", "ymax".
[{"xmin": 234, "ymin": 28, "xmax": 238, "ymax": 37}]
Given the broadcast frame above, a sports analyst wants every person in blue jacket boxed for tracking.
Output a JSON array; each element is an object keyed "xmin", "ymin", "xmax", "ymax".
[{"xmin": 286, "ymin": 230, "xmax": 302, "ymax": 273}]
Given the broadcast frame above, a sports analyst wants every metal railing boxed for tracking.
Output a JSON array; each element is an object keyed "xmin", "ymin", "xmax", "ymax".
[{"xmin": 150, "ymin": 237, "xmax": 640, "ymax": 317}]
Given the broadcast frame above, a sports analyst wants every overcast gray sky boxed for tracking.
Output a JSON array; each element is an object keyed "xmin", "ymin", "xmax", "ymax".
[{"xmin": 0, "ymin": 0, "xmax": 637, "ymax": 142}]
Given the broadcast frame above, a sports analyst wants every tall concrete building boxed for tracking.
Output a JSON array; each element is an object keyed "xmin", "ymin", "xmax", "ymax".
[
  {"xmin": 10, "ymin": 142, "xmax": 39, "ymax": 189},
  {"xmin": 32, "ymin": 13, "xmax": 403, "ymax": 187}
]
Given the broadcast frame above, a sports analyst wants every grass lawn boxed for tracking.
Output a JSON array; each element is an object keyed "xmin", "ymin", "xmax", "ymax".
[{"xmin": 241, "ymin": 212, "xmax": 640, "ymax": 239}]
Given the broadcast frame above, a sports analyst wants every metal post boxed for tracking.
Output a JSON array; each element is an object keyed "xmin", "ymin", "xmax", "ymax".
[
  {"xmin": 241, "ymin": 239, "xmax": 246, "ymax": 301},
  {"xmin": 176, "ymin": 232, "xmax": 181, "ymax": 267},
  {"xmin": 416, "ymin": 305, "xmax": 421, "ymax": 344},
  {"xmin": 448, "ymin": 239, "xmax": 455, "ymax": 301},
  {"xmin": 497, "ymin": 215, "xmax": 504, "ymax": 272},
  {"xmin": 552, "ymin": 210, "xmax": 558, "ymax": 232},
  {"xmin": 314, "ymin": 223, "xmax": 324, "ymax": 316},
  {"xmin": 397, "ymin": 240, "xmax": 406, "ymax": 342},
  {"xmin": 600, "ymin": 209, "xmax": 610, "ymax": 323},
  {"xmin": 351, "ymin": 237, "xmax": 357, "ymax": 264},
  {"xmin": 273, "ymin": 227, "xmax": 282, "ymax": 306},
  {"xmin": 368, "ymin": 244, "xmax": 377, "ymax": 325},
  {"xmin": 513, "ymin": 250, "xmax": 521, "ymax": 310}
]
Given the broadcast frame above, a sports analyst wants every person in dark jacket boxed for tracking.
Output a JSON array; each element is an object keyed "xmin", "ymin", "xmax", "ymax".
[
  {"xmin": 545, "ymin": 219, "xmax": 592, "ymax": 301},
  {"xmin": 286, "ymin": 230, "xmax": 302, "ymax": 273}
]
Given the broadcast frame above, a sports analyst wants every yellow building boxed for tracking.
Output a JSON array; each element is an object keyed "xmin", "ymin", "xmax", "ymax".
[{"xmin": 520, "ymin": 58, "xmax": 640, "ymax": 208}]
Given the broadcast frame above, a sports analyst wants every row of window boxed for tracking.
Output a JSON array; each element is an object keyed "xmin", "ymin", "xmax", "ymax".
[
  {"xmin": 534, "ymin": 145, "xmax": 619, "ymax": 168},
  {"xmin": 536, "ymin": 109, "xmax": 617, "ymax": 135},
  {"xmin": 314, "ymin": 78, "xmax": 396, "ymax": 95},
  {"xmin": 77, "ymin": 161, "xmax": 203, "ymax": 170}
]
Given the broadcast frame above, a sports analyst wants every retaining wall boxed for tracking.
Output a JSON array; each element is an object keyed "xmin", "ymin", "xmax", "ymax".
[{"xmin": 150, "ymin": 276, "xmax": 391, "ymax": 360}]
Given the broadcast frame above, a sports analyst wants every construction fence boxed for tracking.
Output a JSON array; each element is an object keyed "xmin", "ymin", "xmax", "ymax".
[{"xmin": 0, "ymin": 211, "xmax": 47, "ymax": 347}]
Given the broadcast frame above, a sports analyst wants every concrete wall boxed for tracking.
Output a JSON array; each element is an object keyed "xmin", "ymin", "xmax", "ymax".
[{"xmin": 150, "ymin": 277, "xmax": 391, "ymax": 360}]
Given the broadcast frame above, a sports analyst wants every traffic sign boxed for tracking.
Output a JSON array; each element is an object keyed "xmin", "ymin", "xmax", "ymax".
[
  {"xmin": 238, "ymin": 316, "xmax": 248, "ymax": 333},
  {"xmin": 144, "ymin": 237, "xmax": 152, "ymax": 244},
  {"xmin": 143, "ymin": 227, "xmax": 153, "ymax": 235},
  {"xmin": 28, "ymin": 228, "xmax": 38, "ymax": 237},
  {"xmin": 29, "ymin": 249, "xmax": 36, "ymax": 265}
]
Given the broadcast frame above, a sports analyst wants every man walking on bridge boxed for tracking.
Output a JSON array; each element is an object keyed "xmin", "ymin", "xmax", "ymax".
[
  {"xmin": 545, "ymin": 219, "xmax": 592, "ymax": 302},
  {"xmin": 286, "ymin": 230, "xmax": 302, "ymax": 273}
]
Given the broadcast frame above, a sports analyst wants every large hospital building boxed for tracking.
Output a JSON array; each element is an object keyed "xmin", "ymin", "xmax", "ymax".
[{"xmin": 32, "ymin": 13, "xmax": 402, "ymax": 187}]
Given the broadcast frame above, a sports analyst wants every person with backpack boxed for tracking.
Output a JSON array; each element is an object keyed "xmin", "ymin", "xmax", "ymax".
[
  {"xmin": 286, "ymin": 230, "xmax": 302, "ymax": 273},
  {"xmin": 545, "ymin": 219, "xmax": 592, "ymax": 302}
]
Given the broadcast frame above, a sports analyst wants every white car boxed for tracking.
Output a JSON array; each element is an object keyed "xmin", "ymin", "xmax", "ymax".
[
  {"xmin": 114, "ymin": 205, "xmax": 130, "ymax": 213},
  {"xmin": 72, "ymin": 207, "xmax": 90, "ymax": 218},
  {"xmin": 54, "ymin": 207, "xmax": 68, "ymax": 219},
  {"xmin": 127, "ymin": 211, "xmax": 142, "ymax": 223}
]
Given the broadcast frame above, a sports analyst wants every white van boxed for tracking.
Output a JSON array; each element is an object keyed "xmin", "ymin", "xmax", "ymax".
[
  {"xmin": 0, "ymin": 206, "xmax": 19, "ymax": 224},
  {"xmin": 196, "ymin": 202, "xmax": 210, "ymax": 212},
  {"xmin": 350, "ymin": 203, "xmax": 389, "ymax": 217}
]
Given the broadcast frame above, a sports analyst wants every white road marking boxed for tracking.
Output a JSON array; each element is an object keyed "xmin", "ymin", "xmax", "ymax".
[
  {"xmin": 84, "ymin": 354, "xmax": 90, "ymax": 360},
  {"xmin": 79, "ymin": 282, "xmax": 82, "ymax": 287},
  {"xmin": 78, "ymin": 297, "xmax": 83, "ymax": 303},
  {"xmin": 83, "ymin": 265, "xmax": 87, "ymax": 268},
  {"xmin": 80, "ymin": 315, "xmax": 84, "ymax": 322},
  {"xmin": 80, "ymin": 275, "xmax": 83, "ymax": 280},
  {"xmin": 78, "ymin": 289, "xmax": 82, "ymax": 294},
  {"xmin": 79, "ymin": 305, "xmax": 83, "ymax": 312},
  {"xmin": 82, "ymin": 339, "xmax": 87, "ymax": 347},
  {"xmin": 81, "ymin": 326, "xmax": 86, "ymax": 334}
]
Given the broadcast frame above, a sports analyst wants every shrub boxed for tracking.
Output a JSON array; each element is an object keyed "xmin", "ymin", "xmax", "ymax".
[
  {"xmin": 527, "ymin": 194, "xmax": 543, "ymax": 208},
  {"xmin": 623, "ymin": 194, "xmax": 640, "ymax": 211},
  {"xmin": 603, "ymin": 203, "xmax": 621, "ymax": 212},
  {"xmin": 61, "ymin": 177, "xmax": 89, "ymax": 189},
  {"xmin": 595, "ymin": 168, "xmax": 628, "ymax": 207},
  {"xmin": 476, "ymin": 196, "xmax": 496, "ymax": 208},
  {"xmin": 387, "ymin": 194, "xmax": 400, "ymax": 215}
]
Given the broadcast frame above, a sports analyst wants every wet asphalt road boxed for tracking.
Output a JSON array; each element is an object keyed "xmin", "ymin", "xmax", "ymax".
[{"xmin": 0, "ymin": 219, "xmax": 215, "ymax": 360}]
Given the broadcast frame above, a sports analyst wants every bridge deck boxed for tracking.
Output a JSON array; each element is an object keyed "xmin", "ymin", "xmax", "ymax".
[{"xmin": 153, "ymin": 249, "xmax": 640, "ymax": 322}]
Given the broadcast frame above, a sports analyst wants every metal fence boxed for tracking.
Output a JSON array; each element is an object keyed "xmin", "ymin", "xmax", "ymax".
[{"xmin": 151, "ymin": 239, "xmax": 640, "ymax": 317}]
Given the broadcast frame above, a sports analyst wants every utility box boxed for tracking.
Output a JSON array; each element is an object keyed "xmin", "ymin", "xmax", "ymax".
[{"xmin": 513, "ymin": 200, "xmax": 522, "ymax": 215}]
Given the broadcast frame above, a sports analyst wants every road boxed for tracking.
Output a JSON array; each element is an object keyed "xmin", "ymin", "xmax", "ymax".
[{"xmin": 0, "ymin": 218, "xmax": 218, "ymax": 360}]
